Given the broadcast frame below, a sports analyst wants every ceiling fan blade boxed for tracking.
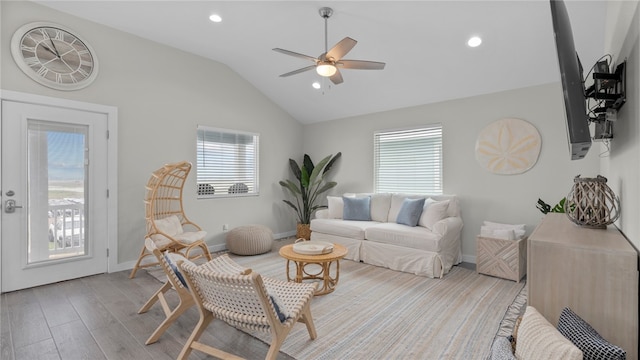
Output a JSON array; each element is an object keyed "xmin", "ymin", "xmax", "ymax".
[
  {"xmin": 337, "ymin": 60, "xmax": 386, "ymax": 70},
  {"xmin": 279, "ymin": 65, "xmax": 316, "ymax": 77},
  {"xmin": 273, "ymin": 48, "xmax": 318, "ymax": 62},
  {"xmin": 329, "ymin": 69, "xmax": 344, "ymax": 85},
  {"xmin": 326, "ymin": 37, "xmax": 357, "ymax": 61}
]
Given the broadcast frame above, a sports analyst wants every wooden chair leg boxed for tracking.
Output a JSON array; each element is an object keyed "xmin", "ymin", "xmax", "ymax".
[
  {"xmin": 145, "ymin": 295, "xmax": 194, "ymax": 345},
  {"xmin": 266, "ymin": 326, "xmax": 293, "ymax": 360},
  {"xmin": 299, "ymin": 304, "xmax": 317, "ymax": 340},
  {"xmin": 200, "ymin": 242, "xmax": 212, "ymax": 261},
  {"xmin": 129, "ymin": 245, "xmax": 150, "ymax": 278},
  {"xmin": 178, "ymin": 311, "xmax": 214, "ymax": 360},
  {"xmin": 138, "ymin": 281, "xmax": 171, "ymax": 314}
]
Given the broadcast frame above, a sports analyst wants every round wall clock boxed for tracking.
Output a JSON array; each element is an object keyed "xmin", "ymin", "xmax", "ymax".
[{"xmin": 11, "ymin": 22, "xmax": 99, "ymax": 91}]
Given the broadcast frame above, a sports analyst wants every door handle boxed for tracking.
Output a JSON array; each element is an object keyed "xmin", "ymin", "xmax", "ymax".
[{"xmin": 5, "ymin": 199, "xmax": 23, "ymax": 213}]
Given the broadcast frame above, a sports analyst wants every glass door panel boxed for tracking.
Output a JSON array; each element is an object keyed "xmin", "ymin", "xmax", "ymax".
[{"xmin": 28, "ymin": 121, "xmax": 88, "ymax": 264}]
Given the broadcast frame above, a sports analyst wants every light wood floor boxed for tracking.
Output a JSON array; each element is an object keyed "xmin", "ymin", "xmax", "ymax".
[{"xmin": 0, "ymin": 269, "xmax": 296, "ymax": 360}]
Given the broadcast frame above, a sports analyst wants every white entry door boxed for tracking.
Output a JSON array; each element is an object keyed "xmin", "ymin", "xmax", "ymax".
[{"xmin": 1, "ymin": 99, "xmax": 109, "ymax": 292}]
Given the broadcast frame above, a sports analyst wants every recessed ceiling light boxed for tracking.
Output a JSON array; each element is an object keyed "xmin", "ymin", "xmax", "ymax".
[
  {"xmin": 209, "ymin": 14, "xmax": 222, "ymax": 23},
  {"xmin": 312, "ymin": 82, "xmax": 321, "ymax": 89},
  {"xmin": 467, "ymin": 36, "xmax": 482, "ymax": 47}
]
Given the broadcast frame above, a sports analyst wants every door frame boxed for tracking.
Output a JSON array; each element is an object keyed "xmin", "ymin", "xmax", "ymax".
[{"xmin": 0, "ymin": 89, "xmax": 118, "ymax": 290}]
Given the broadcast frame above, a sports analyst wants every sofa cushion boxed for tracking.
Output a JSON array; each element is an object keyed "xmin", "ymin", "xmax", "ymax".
[
  {"xmin": 396, "ymin": 198, "xmax": 425, "ymax": 227},
  {"xmin": 419, "ymin": 199, "xmax": 450, "ymax": 230},
  {"xmin": 370, "ymin": 193, "xmax": 392, "ymax": 222},
  {"xmin": 343, "ymin": 196, "xmax": 372, "ymax": 221},
  {"xmin": 310, "ymin": 218, "xmax": 379, "ymax": 240},
  {"xmin": 388, "ymin": 194, "xmax": 426, "ymax": 223},
  {"xmin": 327, "ymin": 196, "xmax": 344, "ymax": 219},
  {"xmin": 365, "ymin": 223, "xmax": 442, "ymax": 252}
]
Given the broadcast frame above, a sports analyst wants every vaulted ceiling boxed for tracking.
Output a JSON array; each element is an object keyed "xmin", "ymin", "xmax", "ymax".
[{"xmin": 36, "ymin": 1, "xmax": 607, "ymax": 124}]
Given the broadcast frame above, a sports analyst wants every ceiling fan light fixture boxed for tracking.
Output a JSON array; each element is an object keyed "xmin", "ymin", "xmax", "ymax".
[
  {"xmin": 316, "ymin": 63, "xmax": 337, "ymax": 77},
  {"xmin": 467, "ymin": 36, "xmax": 482, "ymax": 47}
]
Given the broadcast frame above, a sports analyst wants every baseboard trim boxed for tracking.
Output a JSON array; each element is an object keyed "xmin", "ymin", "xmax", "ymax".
[
  {"xmin": 462, "ymin": 254, "xmax": 476, "ymax": 264},
  {"xmin": 111, "ymin": 230, "xmax": 297, "ymax": 273}
]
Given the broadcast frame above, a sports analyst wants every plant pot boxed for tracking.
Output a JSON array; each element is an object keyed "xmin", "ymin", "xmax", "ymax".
[{"xmin": 296, "ymin": 223, "xmax": 311, "ymax": 240}]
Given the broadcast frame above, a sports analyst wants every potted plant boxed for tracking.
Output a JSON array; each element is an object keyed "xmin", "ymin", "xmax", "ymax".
[{"xmin": 280, "ymin": 152, "xmax": 341, "ymax": 239}]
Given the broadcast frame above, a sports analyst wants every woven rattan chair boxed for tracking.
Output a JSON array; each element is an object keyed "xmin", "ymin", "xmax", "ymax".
[
  {"xmin": 129, "ymin": 161, "xmax": 212, "ymax": 278},
  {"xmin": 138, "ymin": 238, "xmax": 248, "ymax": 345},
  {"xmin": 177, "ymin": 262, "xmax": 318, "ymax": 360}
]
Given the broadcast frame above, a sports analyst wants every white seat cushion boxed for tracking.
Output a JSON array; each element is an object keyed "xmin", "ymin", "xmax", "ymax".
[
  {"xmin": 173, "ymin": 230, "xmax": 207, "ymax": 243},
  {"xmin": 310, "ymin": 219, "xmax": 380, "ymax": 240},
  {"xmin": 154, "ymin": 215, "xmax": 184, "ymax": 236},
  {"xmin": 365, "ymin": 223, "xmax": 442, "ymax": 252}
]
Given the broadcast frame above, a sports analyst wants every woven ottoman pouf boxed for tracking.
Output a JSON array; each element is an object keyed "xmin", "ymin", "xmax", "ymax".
[{"xmin": 225, "ymin": 224, "xmax": 274, "ymax": 255}]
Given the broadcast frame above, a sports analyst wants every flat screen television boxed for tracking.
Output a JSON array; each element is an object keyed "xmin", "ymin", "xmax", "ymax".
[{"xmin": 550, "ymin": 0, "xmax": 592, "ymax": 160}]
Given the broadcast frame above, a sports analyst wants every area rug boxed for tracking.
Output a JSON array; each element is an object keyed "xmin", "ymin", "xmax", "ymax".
[{"xmin": 226, "ymin": 250, "xmax": 526, "ymax": 360}]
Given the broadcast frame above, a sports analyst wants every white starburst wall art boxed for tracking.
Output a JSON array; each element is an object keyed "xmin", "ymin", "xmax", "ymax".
[{"xmin": 475, "ymin": 118, "xmax": 542, "ymax": 175}]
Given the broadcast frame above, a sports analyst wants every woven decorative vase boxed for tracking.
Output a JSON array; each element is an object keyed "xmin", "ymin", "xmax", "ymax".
[
  {"xmin": 297, "ymin": 223, "xmax": 311, "ymax": 240},
  {"xmin": 564, "ymin": 175, "xmax": 620, "ymax": 229}
]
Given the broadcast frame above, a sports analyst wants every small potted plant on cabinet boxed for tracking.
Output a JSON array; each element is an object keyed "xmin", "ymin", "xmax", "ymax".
[{"xmin": 280, "ymin": 152, "xmax": 341, "ymax": 239}]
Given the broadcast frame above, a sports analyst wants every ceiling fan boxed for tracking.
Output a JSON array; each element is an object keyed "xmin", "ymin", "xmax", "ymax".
[{"xmin": 273, "ymin": 7, "xmax": 385, "ymax": 85}]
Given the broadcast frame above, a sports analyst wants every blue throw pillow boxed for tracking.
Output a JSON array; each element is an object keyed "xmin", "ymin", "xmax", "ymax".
[
  {"xmin": 396, "ymin": 198, "xmax": 425, "ymax": 227},
  {"xmin": 342, "ymin": 196, "xmax": 371, "ymax": 221}
]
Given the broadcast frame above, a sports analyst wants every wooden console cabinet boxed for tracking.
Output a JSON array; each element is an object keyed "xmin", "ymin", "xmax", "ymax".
[{"xmin": 527, "ymin": 213, "xmax": 638, "ymax": 360}]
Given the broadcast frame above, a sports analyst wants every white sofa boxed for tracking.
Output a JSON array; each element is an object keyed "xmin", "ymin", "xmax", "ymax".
[{"xmin": 310, "ymin": 193, "xmax": 463, "ymax": 278}]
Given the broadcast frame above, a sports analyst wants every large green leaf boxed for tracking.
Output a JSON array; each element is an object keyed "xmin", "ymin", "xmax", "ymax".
[
  {"xmin": 309, "ymin": 155, "xmax": 331, "ymax": 186},
  {"xmin": 300, "ymin": 166, "xmax": 310, "ymax": 189},
  {"xmin": 315, "ymin": 181, "xmax": 337, "ymax": 194},
  {"xmin": 303, "ymin": 154, "xmax": 314, "ymax": 178},
  {"xmin": 288, "ymin": 159, "xmax": 301, "ymax": 181},
  {"xmin": 323, "ymin": 152, "xmax": 342, "ymax": 175},
  {"xmin": 279, "ymin": 180, "xmax": 301, "ymax": 195}
]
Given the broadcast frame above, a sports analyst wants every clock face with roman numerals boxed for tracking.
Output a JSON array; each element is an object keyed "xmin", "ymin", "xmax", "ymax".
[{"xmin": 11, "ymin": 22, "xmax": 98, "ymax": 91}]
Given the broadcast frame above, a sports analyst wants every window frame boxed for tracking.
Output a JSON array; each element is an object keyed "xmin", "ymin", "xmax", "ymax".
[
  {"xmin": 373, "ymin": 124, "xmax": 443, "ymax": 195},
  {"xmin": 196, "ymin": 125, "xmax": 259, "ymax": 199}
]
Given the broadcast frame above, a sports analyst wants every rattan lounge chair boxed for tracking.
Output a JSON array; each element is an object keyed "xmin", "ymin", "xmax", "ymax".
[
  {"xmin": 129, "ymin": 161, "xmax": 212, "ymax": 278},
  {"xmin": 138, "ymin": 238, "xmax": 247, "ymax": 345},
  {"xmin": 177, "ymin": 261, "xmax": 318, "ymax": 360}
]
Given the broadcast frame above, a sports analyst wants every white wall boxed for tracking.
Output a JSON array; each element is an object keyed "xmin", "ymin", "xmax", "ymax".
[
  {"xmin": 1, "ymin": 1, "xmax": 304, "ymax": 267},
  {"xmin": 302, "ymin": 83, "xmax": 601, "ymax": 262},
  {"xmin": 601, "ymin": 2, "xmax": 640, "ymax": 250}
]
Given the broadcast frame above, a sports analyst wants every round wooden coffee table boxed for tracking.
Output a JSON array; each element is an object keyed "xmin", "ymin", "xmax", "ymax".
[{"xmin": 278, "ymin": 243, "xmax": 348, "ymax": 295}]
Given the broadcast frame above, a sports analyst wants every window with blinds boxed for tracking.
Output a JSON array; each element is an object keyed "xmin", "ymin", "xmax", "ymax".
[
  {"xmin": 374, "ymin": 125, "xmax": 443, "ymax": 194},
  {"xmin": 196, "ymin": 126, "xmax": 259, "ymax": 198}
]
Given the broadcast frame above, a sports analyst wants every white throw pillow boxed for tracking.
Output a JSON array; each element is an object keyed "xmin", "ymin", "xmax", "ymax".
[
  {"xmin": 327, "ymin": 196, "xmax": 344, "ymax": 219},
  {"xmin": 369, "ymin": 193, "xmax": 392, "ymax": 222},
  {"xmin": 418, "ymin": 198, "xmax": 450, "ymax": 230},
  {"xmin": 515, "ymin": 306, "xmax": 583, "ymax": 360}
]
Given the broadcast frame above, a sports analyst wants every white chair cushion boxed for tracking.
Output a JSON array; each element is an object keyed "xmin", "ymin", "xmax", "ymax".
[
  {"xmin": 173, "ymin": 230, "xmax": 207, "ymax": 243},
  {"xmin": 155, "ymin": 215, "xmax": 184, "ymax": 236}
]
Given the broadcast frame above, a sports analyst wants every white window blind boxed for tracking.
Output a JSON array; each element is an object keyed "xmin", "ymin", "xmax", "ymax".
[
  {"xmin": 374, "ymin": 125, "xmax": 443, "ymax": 194},
  {"xmin": 196, "ymin": 126, "xmax": 259, "ymax": 198}
]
